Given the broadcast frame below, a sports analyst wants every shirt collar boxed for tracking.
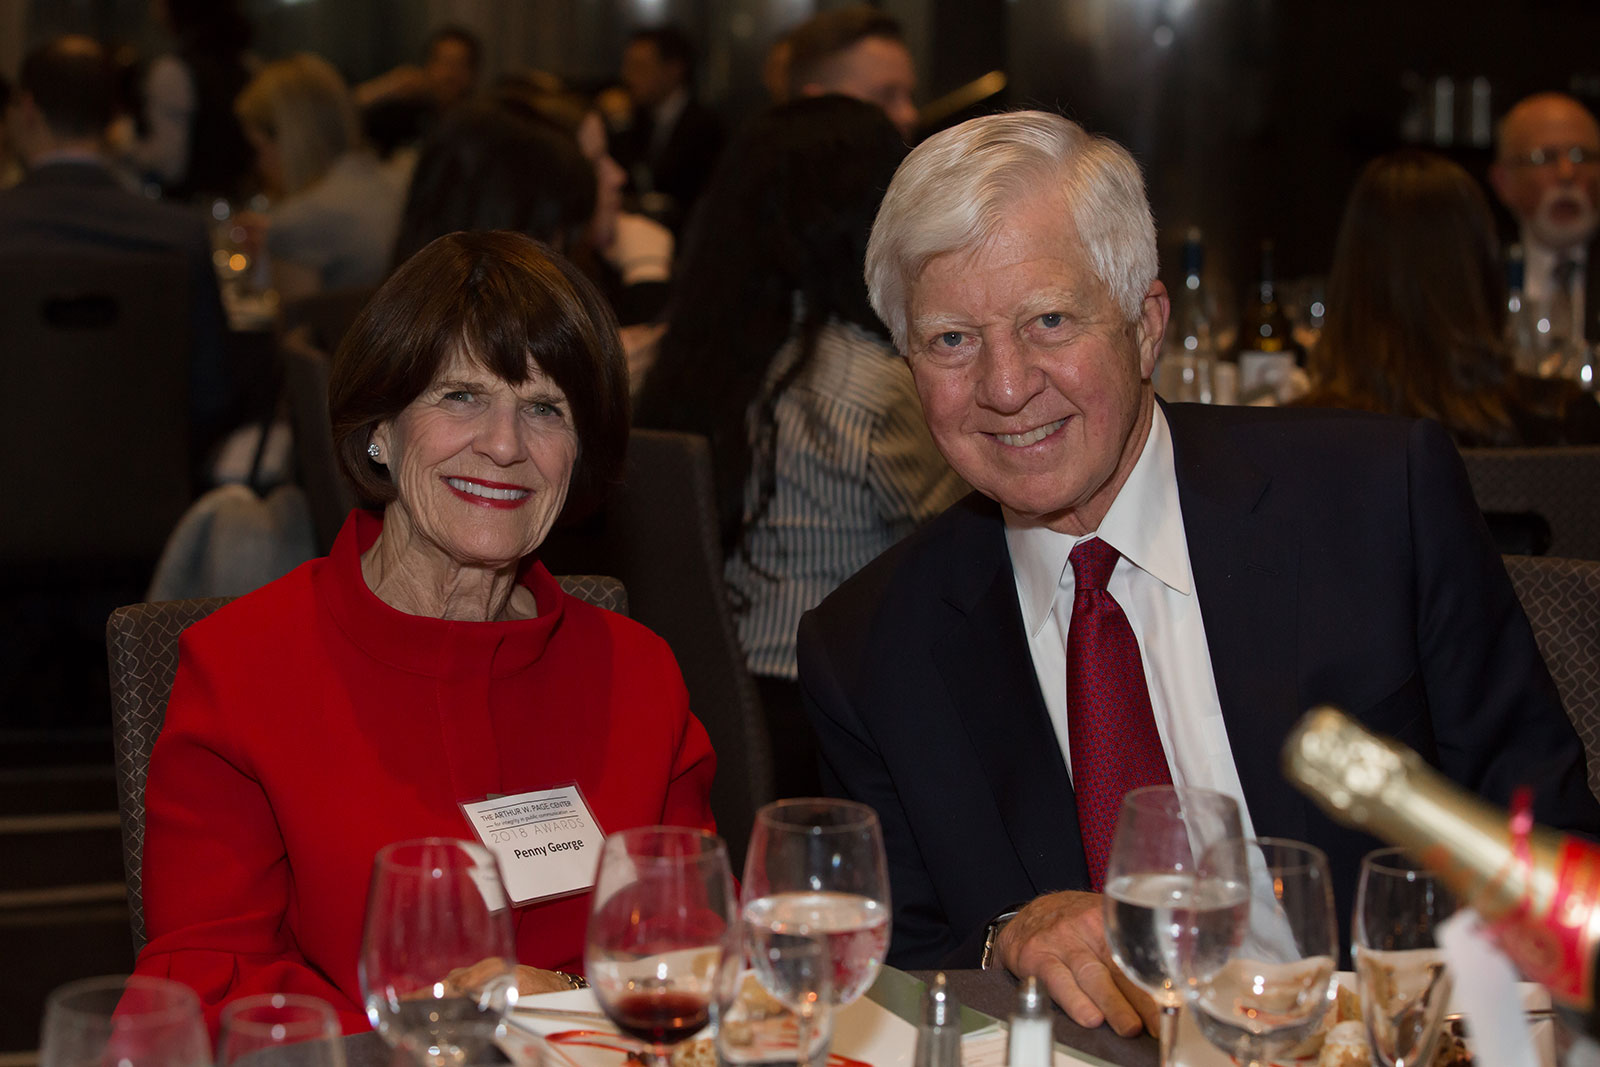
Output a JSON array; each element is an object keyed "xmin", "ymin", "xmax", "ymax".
[
  {"xmin": 1005, "ymin": 403, "xmax": 1192, "ymax": 637},
  {"xmin": 1522, "ymin": 227, "xmax": 1590, "ymax": 273}
]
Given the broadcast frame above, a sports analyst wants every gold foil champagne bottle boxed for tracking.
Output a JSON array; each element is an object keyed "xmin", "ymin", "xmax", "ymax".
[{"xmin": 1282, "ymin": 706, "xmax": 1600, "ymax": 1017}]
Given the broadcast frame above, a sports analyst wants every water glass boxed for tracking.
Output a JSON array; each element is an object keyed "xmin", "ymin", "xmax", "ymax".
[
  {"xmin": 1355, "ymin": 847, "xmax": 1458, "ymax": 1067},
  {"xmin": 1102, "ymin": 786, "xmax": 1242, "ymax": 1067},
  {"xmin": 217, "ymin": 994, "xmax": 343, "ymax": 1067},
  {"xmin": 40, "ymin": 974, "xmax": 210, "ymax": 1067},
  {"xmin": 1171, "ymin": 838, "xmax": 1338, "ymax": 1067},
  {"xmin": 359, "ymin": 838, "xmax": 519, "ymax": 1067},
  {"xmin": 741, "ymin": 798, "xmax": 891, "ymax": 1009},
  {"xmin": 717, "ymin": 932, "xmax": 833, "ymax": 1067}
]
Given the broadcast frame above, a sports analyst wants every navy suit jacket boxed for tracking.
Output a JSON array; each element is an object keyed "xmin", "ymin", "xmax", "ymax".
[
  {"xmin": 0, "ymin": 160, "xmax": 232, "ymax": 429},
  {"xmin": 798, "ymin": 402, "xmax": 1600, "ymax": 968}
]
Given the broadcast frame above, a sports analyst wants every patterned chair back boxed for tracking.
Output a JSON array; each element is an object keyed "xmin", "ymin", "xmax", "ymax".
[
  {"xmin": 106, "ymin": 576, "xmax": 626, "ymax": 953},
  {"xmin": 1503, "ymin": 554, "xmax": 1600, "ymax": 800},
  {"xmin": 1462, "ymin": 447, "xmax": 1600, "ymax": 561}
]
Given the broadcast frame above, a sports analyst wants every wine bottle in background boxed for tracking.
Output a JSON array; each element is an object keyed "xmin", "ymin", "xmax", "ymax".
[
  {"xmin": 1282, "ymin": 706, "xmax": 1600, "ymax": 1031},
  {"xmin": 1234, "ymin": 239, "xmax": 1301, "ymax": 404},
  {"xmin": 1157, "ymin": 228, "xmax": 1217, "ymax": 403},
  {"xmin": 1505, "ymin": 244, "xmax": 1544, "ymax": 375}
]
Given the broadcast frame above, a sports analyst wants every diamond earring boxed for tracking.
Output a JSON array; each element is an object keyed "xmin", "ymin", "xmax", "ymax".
[{"xmin": 367, "ymin": 442, "xmax": 381, "ymax": 460}]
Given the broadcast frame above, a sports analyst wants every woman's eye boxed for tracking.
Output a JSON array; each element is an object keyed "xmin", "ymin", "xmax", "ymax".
[
  {"xmin": 443, "ymin": 389, "xmax": 475, "ymax": 403},
  {"xmin": 529, "ymin": 402, "xmax": 558, "ymax": 417},
  {"xmin": 1039, "ymin": 312, "xmax": 1063, "ymax": 329},
  {"xmin": 939, "ymin": 331, "xmax": 964, "ymax": 348}
]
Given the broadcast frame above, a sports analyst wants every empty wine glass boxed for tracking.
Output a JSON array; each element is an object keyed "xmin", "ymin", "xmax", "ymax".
[
  {"xmin": 359, "ymin": 838, "xmax": 519, "ymax": 1067},
  {"xmin": 1355, "ymin": 847, "xmax": 1459, "ymax": 1067},
  {"xmin": 1168, "ymin": 838, "xmax": 1339, "ymax": 1067},
  {"xmin": 740, "ymin": 798, "xmax": 891, "ymax": 1010},
  {"xmin": 40, "ymin": 974, "xmax": 210, "ymax": 1067},
  {"xmin": 585, "ymin": 827, "xmax": 739, "ymax": 1067},
  {"xmin": 1102, "ymin": 786, "xmax": 1242, "ymax": 1067},
  {"xmin": 217, "ymin": 994, "xmax": 344, "ymax": 1067}
]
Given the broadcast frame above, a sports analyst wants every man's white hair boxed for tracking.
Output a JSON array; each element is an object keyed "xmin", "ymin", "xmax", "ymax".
[{"xmin": 865, "ymin": 110, "xmax": 1158, "ymax": 352}]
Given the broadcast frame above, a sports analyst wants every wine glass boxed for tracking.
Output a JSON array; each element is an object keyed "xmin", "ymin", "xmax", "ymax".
[
  {"xmin": 585, "ymin": 826, "xmax": 739, "ymax": 1067},
  {"xmin": 717, "ymin": 929, "xmax": 834, "ymax": 1067},
  {"xmin": 217, "ymin": 994, "xmax": 344, "ymax": 1067},
  {"xmin": 1354, "ymin": 847, "xmax": 1459, "ymax": 1067},
  {"xmin": 1101, "ymin": 786, "xmax": 1242, "ymax": 1067},
  {"xmin": 359, "ymin": 838, "xmax": 519, "ymax": 1067},
  {"xmin": 40, "ymin": 974, "xmax": 210, "ymax": 1067},
  {"xmin": 1167, "ymin": 838, "xmax": 1339, "ymax": 1067},
  {"xmin": 740, "ymin": 798, "xmax": 891, "ymax": 1010}
]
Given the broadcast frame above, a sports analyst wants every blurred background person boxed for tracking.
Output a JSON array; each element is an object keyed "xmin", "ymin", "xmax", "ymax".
[
  {"xmin": 1299, "ymin": 149, "xmax": 1600, "ymax": 446},
  {"xmin": 635, "ymin": 96, "xmax": 966, "ymax": 797},
  {"xmin": 234, "ymin": 53, "xmax": 409, "ymax": 301},
  {"xmin": 784, "ymin": 6, "xmax": 918, "ymax": 141},
  {"xmin": 495, "ymin": 76, "xmax": 673, "ymax": 380},
  {"xmin": 114, "ymin": 0, "xmax": 255, "ymax": 202},
  {"xmin": 610, "ymin": 25, "xmax": 723, "ymax": 235},
  {"xmin": 0, "ymin": 34, "xmax": 230, "ymax": 440},
  {"xmin": 0, "ymin": 73, "xmax": 22, "ymax": 188},
  {"xmin": 136, "ymin": 230, "xmax": 716, "ymax": 1031},
  {"xmin": 355, "ymin": 24, "xmax": 482, "ymax": 161}
]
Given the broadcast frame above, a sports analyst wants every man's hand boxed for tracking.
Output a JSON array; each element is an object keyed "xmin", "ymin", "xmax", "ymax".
[
  {"xmin": 993, "ymin": 890, "xmax": 1160, "ymax": 1038},
  {"xmin": 440, "ymin": 958, "xmax": 573, "ymax": 997}
]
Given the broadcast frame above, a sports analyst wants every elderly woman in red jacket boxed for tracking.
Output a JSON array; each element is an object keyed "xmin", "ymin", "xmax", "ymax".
[{"xmin": 134, "ymin": 230, "xmax": 717, "ymax": 1031}]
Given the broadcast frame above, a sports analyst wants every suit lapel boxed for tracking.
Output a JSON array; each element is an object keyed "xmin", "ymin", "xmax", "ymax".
[
  {"xmin": 931, "ymin": 500, "xmax": 1089, "ymax": 894},
  {"xmin": 1165, "ymin": 405, "xmax": 1308, "ymax": 842}
]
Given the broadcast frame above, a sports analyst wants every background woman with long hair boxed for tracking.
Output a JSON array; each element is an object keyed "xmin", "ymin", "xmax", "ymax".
[
  {"xmin": 1300, "ymin": 149, "xmax": 1600, "ymax": 445},
  {"xmin": 635, "ymin": 95, "xmax": 966, "ymax": 795}
]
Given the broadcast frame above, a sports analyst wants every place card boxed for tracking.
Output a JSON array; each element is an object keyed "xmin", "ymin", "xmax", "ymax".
[{"xmin": 461, "ymin": 785, "xmax": 605, "ymax": 906}]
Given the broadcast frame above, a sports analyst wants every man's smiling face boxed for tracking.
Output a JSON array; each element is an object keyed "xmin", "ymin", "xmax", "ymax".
[{"xmin": 902, "ymin": 188, "xmax": 1165, "ymax": 536}]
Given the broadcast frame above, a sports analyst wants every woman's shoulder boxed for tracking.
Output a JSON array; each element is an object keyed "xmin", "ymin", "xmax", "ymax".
[
  {"xmin": 791, "ymin": 319, "xmax": 909, "ymax": 405},
  {"xmin": 177, "ymin": 557, "xmax": 323, "ymax": 657}
]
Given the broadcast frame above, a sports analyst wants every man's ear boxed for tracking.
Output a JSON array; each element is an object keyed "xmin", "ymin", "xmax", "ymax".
[{"xmin": 1135, "ymin": 280, "xmax": 1170, "ymax": 380}]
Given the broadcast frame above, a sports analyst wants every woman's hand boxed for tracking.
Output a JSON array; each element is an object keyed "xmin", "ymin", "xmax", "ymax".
[{"xmin": 512, "ymin": 965, "xmax": 577, "ymax": 996}]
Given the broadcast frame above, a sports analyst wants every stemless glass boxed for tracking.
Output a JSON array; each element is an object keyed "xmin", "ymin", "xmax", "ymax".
[
  {"xmin": 1102, "ymin": 786, "xmax": 1242, "ymax": 1067},
  {"xmin": 585, "ymin": 827, "xmax": 739, "ymax": 1067},
  {"xmin": 217, "ymin": 994, "xmax": 344, "ymax": 1067},
  {"xmin": 359, "ymin": 838, "xmax": 519, "ymax": 1067},
  {"xmin": 740, "ymin": 798, "xmax": 891, "ymax": 1010},
  {"xmin": 1170, "ymin": 838, "xmax": 1339, "ymax": 1067},
  {"xmin": 1355, "ymin": 847, "xmax": 1459, "ymax": 1067},
  {"xmin": 40, "ymin": 974, "xmax": 210, "ymax": 1067}
]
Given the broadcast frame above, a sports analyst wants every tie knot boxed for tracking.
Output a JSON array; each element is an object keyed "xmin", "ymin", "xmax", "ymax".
[
  {"xmin": 1555, "ymin": 257, "xmax": 1580, "ymax": 288},
  {"xmin": 1069, "ymin": 537, "xmax": 1120, "ymax": 591}
]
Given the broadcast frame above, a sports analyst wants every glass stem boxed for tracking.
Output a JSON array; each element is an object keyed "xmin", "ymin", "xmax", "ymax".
[{"xmin": 1157, "ymin": 1005, "xmax": 1180, "ymax": 1067}]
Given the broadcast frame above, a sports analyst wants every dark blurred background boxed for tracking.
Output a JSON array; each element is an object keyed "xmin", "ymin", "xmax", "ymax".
[{"xmin": 9, "ymin": 0, "xmax": 1600, "ymax": 303}]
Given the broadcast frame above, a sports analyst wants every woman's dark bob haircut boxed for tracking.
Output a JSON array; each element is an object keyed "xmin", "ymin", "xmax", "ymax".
[{"xmin": 330, "ymin": 230, "xmax": 629, "ymax": 519}]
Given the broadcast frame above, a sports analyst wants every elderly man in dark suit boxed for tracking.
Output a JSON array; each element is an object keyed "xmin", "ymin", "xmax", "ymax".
[
  {"xmin": 0, "ymin": 35, "xmax": 231, "ymax": 440},
  {"xmin": 798, "ymin": 110, "xmax": 1600, "ymax": 1037}
]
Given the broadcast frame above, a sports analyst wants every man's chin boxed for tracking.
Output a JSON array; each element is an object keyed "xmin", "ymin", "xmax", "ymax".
[{"xmin": 1532, "ymin": 204, "xmax": 1600, "ymax": 250}]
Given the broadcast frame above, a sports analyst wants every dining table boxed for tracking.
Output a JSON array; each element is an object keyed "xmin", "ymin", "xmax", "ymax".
[{"xmin": 310, "ymin": 968, "xmax": 1158, "ymax": 1067}]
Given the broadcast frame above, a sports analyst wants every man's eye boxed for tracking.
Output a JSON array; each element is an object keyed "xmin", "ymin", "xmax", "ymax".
[
  {"xmin": 1039, "ymin": 312, "xmax": 1063, "ymax": 329},
  {"xmin": 939, "ymin": 332, "xmax": 964, "ymax": 348}
]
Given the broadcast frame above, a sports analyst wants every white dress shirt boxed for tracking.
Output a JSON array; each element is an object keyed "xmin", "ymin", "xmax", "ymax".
[
  {"xmin": 1523, "ymin": 231, "xmax": 1588, "ymax": 343},
  {"xmin": 1004, "ymin": 404, "xmax": 1259, "ymax": 839}
]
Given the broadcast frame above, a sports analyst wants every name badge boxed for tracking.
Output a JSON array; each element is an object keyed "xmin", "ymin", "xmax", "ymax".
[{"xmin": 460, "ymin": 785, "xmax": 605, "ymax": 906}]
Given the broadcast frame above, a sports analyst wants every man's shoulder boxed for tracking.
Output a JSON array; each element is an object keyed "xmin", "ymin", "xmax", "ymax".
[
  {"xmin": 1164, "ymin": 401, "xmax": 1440, "ymax": 481},
  {"xmin": 804, "ymin": 491, "xmax": 1002, "ymax": 636},
  {"xmin": 0, "ymin": 173, "xmax": 211, "ymax": 256}
]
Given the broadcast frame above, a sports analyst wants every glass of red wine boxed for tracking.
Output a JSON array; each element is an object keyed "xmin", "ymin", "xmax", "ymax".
[{"xmin": 584, "ymin": 826, "xmax": 740, "ymax": 1067}]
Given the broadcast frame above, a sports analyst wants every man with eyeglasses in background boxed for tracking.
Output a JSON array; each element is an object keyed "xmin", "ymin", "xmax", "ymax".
[{"xmin": 1490, "ymin": 92, "xmax": 1600, "ymax": 360}]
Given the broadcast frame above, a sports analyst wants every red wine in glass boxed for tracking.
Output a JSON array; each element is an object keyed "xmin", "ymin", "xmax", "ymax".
[{"xmin": 609, "ymin": 991, "xmax": 712, "ymax": 1046}]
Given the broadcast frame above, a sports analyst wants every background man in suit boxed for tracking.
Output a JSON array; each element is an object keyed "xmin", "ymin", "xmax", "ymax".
[
  {"xmin": 784, "ymin": 6, "xmax": 918, "ymax": 141},
  {"xmin": 1489, "ymin": 92, "xmax": 1600, "ymax": 353},
  {"xmin": 0, "ymin": 34, "xmax": 232, "ymax": 444},
  {"xmin": 799, "ymin": 110, "xmax": 1600, "ymax": 1036},
  {"xmin": 613, "ymin": 25, "xmax": 723, "ymax": 235}
]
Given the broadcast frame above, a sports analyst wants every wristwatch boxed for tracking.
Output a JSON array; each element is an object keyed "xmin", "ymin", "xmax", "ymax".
[{"xmin": 979, "ymin": 908, "xmax": 1022, "ymax": 970}]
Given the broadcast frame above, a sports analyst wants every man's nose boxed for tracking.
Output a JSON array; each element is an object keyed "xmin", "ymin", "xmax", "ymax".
[{"xmin": 974, "ymin": 335, "xmax": 1042, "ymax": 412}]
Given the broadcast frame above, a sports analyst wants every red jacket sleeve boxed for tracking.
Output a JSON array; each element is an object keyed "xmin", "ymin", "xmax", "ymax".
[{"xmin": 134, "ymin": 627, "xmax": 369, "ymax": 1035}]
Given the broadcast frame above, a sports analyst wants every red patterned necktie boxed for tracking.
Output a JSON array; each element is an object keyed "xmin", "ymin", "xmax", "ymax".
[{"xmin": 1065, "ymin": 537, "xmax": 1172, "ymax": 892}]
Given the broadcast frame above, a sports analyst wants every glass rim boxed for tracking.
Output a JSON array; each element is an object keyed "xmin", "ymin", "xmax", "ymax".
[
  {"xmin": 372, "ymin": 836, "xmax": 494, "ymax": 872},
  {"xmin": 218, "ymin": 992, "xmax": 339, "ymax": 1036},
  {"xmin": 606, "ymin": 824, "xmax": 728, "ymax": 862},
  {"xmin": 1360, "ymin": 844, "xmax": 1440, "ymax": 877},
  {"xmin": 1238, "ymin": 836, "xmax": 1331, "ymax": 874},
  {"xmin": 46, "ymin": 975, "xmax": 201, "ymax": 1030},
  {"xmin": 755, "ymin": 797, "xmax": 880, "ymax": 833}
]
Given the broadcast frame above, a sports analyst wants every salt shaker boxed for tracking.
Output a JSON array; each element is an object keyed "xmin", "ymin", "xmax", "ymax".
[
  {"xmin": 913, "ymin": 971, "xmax": 961, "ymax": 1067},
  {"xmin": 1006, "ymin": 976, "xmax": 1052, "ymax": 1067}
]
